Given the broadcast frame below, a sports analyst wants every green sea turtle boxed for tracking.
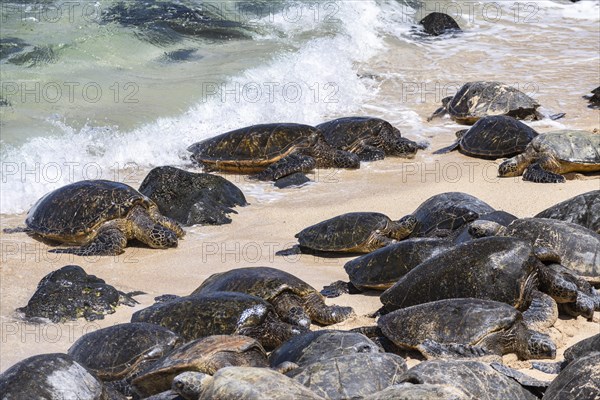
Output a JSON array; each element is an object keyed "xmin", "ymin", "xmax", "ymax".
[
  {"xmin": 286, "ymin": 353, "xmax": 408, "ymax": 400},
  {"xmin": 322, "ymin": 238, "xmax": 454, "ymax": 297},
  {"xmin": 191, "ymin": 267, "xmax": 354, "ymax": 328},
  {"xmin": 498, "ymin": 130, "xmax": 600, "ymax": 183},
  {"xmin": 533, "ymin": 333, "xmax": 600, "ymax": 374},
  {"xmin": 138, "ymin": 166, "xmax": 247, "ymax": 226},
  {"xmin": 377, "ymin": 298, "xmax": 556, "ymax": 361},
  {"xmin": 379, "ymin": 237, "xmax": 568, "ymax": 321},
  {"xmin": 542, "ymin": 352, "xmax": 600, "ymax": 400},
  {"xmin": 434, "ymin": 115, "xmax": 539, "ymax": 159},
  {"xmin": 131, "ymin": 292, "xmax": 304, "ymax": 351},
  {"xmin": 535, "ymin": 190, "xmax": 600, "ymax": 233},
  {"xmin": 585, "ymin": 86, "xmax": 600, "ymax": 109},
  {"xmin": 316, "ymin": 117, "xmax": 425, "ymax": 161},
  {"xmin": 68, "ymin": 322, "xmax": 182, "ymax": 396},
  {"xmin": 419, "ymin": 12, "xmax": 462, "ymax": 36},
  {"xmin": 23, "ymin": 180, "xmax": 184, "ymax": 255},
  {"xmin": 428, "ymin": 81, "xmax": 554, "ymax": 124},
  {"xmin": 469, "ymin": 218, "xmax": 600, "ymax": 284},
  {"xmin": 187, "ymin": 123, "xmax": 360, "ymax": 181},
  {"xmin": 132, "ymin": 335, "xmax": 268, "ymax": 398},
  {"xmin": 397, "ymin": 360, "xmax": 539, "ymax": 400},
  {"xmin": 408, "ymin": 192, "xmax": 495, "ymax": 238},
  {"xmin": 171, "ymin": 367, "xmax": 325, "ymax": 400},
  {"xmin": 362, "ymin": 383, "xmax": 469, "ymax": 400},
  {"xmin": 281, "ymin": 212, "xmax": 417, "ymax": 255},
  {"xmin": 18, "ymin": 265, "xmax": 140, "ymax": 323},
  {"xmin": 0, "ymin": 353, "xmax": 125, "ymax": 400},
  {"xmin": 269, "ymin": 330, "xmax": 381, "ymax": 368}
]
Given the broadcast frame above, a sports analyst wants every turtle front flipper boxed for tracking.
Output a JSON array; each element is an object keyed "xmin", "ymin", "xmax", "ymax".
[
  {"xmin": 302, "ymin": 292, "xmax": 354, "ymax": 325},
  {"xmin": 559, "ymin": 292, "xmax": 595, "ymax": 320},
  {"xmin": 320, "ymin": 281, "xmax": 362, "ymax": 298},
  {"xmin": 531, "ymin": 360, "xmax": 567, "ymax": 374},
  {"xmin": 522, "ymin": 290, "xmax": 558, "ymax": 331},
  {"xmin": 523, "ymin": 163, "xmax": 566, "ymax": 183},
  {"xmin": 433, "ymin": 141, "xmax": 460, "ymax": 154},
  {"xmin": 251, "ymin": 153, "xmax": 317, "ymax": 181},
  {"xmin": 354, "ymin": 144, "xmax": 385, "ymax": 161},
  {"xmin": 417, "ymin": 339, "xmax": 501, "ymax": 362},
  {"xmin": 50, "ymin": 224, "xmax": 128, "ymax": 256}
]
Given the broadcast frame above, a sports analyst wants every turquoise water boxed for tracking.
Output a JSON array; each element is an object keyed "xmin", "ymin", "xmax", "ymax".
[{"xmin": 1, "ymin": 0, "xmax": 599, "ymax": 213}]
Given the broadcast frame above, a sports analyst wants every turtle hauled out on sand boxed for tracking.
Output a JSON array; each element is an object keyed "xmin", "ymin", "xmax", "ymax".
[
  {"xmin": 269, "ymin": 330, "xmax": 381, "ymax": 368},
  {"xmin": 322, "ymin": 238, "xmax": 454, "ymax": 297},
  {"xmin": 428, "ymin": 81, "xmax": 556, "ymax": 124},
  {"xmin": 131, "ymin": 292, "xmax": 304, "ymax": 351},
  {"xmin": 286, "ymin": 353, "xmax": 408, "ymax": 400},
  {"xmin": 172, "ymin": 367, "xmax": 325, "ymax": 400},
  {"xmin": 535, "ymin": 190, "xmax": 600, "ymax": 233},
  {"xmin": 187, "ymin": 123, "xmax": 360, "ymax": 181},
  {"xmin": 191, "ymin": 267, "xmax": 354, "ymax": 328},
  {"xmin": 132, "ymin": 335, "xmax": 269, "ymax": 398},
  {"xmin": 0, "ymin": 353, "xmax": 125, "ymax": 400},
  {"xmin": 498, "ymin": 130, "xmax": 600, "ymax": 183},
  {"xmin": 434, "ymin": 115, "xmax": 539, "ymax": 159},
  {"xmin": 542, "ymin": 352, "xmax": 600, "ymax": 400},
  {"xmin": 316, "ymin": 117, "xmax": 426, "ymax": 161},
  {"xmin": 377, "ymin": 298, "xmax": 556, "ymax": 361},
  {"xmin": 280, "ymin": 212, "xmax": 417, "ymax": 255},
  {"xmin": 18, "ymin": 265, "xmax": 140, "ymax": 323},
  {"xmin": 409, "ymin": 192, "xmax": 495, "ymax": 238},
  {"xmin": 23, "ymin": 180, "xmax": 184, "ymax": 255},
  {"xmin": 68, "ymin": 322, "xmax": 182, "ymax": 396}
]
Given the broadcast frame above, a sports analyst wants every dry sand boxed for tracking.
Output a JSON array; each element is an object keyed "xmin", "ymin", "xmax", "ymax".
[{"xmin": 1, "ymin": 136, "xmax": 599, "ymax": 383}]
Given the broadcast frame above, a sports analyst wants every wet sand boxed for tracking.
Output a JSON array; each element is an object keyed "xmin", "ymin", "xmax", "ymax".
[{"xmin": 1, "ymin": 138, "xmax": 599, "ymax": 380}]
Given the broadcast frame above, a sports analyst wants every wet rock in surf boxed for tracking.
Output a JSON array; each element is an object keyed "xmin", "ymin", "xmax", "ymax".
[{"xmin": 419, "ymin": 12, "xmax": 462, "ymax": 36}]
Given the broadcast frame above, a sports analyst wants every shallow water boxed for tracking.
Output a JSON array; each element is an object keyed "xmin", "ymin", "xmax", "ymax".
[{"xmin": 2, "ymin": 0, "xmax": 597, "ymax": 214}]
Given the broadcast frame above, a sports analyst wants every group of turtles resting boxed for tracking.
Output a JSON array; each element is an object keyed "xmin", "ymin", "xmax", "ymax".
[{"xmin": 3, "ymin": 188, "xmax": 600, "ymax": 399}]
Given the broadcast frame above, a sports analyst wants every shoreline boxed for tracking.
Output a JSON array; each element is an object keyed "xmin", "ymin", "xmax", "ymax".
[{"xmin": 1, "ymin": 143, "xmax": 598, "ymax": 377}]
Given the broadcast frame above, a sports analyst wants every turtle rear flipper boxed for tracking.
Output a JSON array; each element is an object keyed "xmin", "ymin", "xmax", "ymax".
[
  {"xmin": 50, "ymin": 227, "xmax": 128, "ymax": 256},
  {"xmin": 251, "ymin": 153, "xmax": 316, "ymax": 181},
  {"xmin": 417, "ymin": 339, "xmax": 501, "ymax": 362},
  {"xmin": 2, "ymin": 226, "xmax": 31, "ymax": 234},
  {"xmin": 523, "ymin": 163, "xmax": 566, "ymax": 183},
  {"xmin": 320, "ymin": 281, "xmax": 362, "ymax": 298},
  {"xmin": 433, "ymin": 141, "xmax": 460, "ymax": 154},
  {"xmin": 303, "ymin": 292, "xmax": 354, "ymax": 325}
]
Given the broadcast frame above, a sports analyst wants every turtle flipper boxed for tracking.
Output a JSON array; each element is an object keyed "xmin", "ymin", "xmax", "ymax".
[
  {"xmin": 355, "ymin": 144, "xmax": 385, "ymax": 161},
  {"xmin": 50, "ymin": 227, "xmax": 128, "ymax": 256},
  {"xmin": 491, "ymin": 362, "xmax": 551, "ymax": 389},
  {"xmin": 321, "ymin": 281, "xmax": 357, "ymax": 298},
  {"xmin": 523, "ymin": 163, "xmax": 566, "ymax": 183},
  {"xmin": 2, "ymin": 226, "xmax": 31, "ymax": 234},
  {"xmin": 433, "ymin": 141, "xmax": 460, "ymax": 154},
  {"xmin": 417, "ymin": 339, "xmax": 501, "ymax": 361},
  {"xmin": 531, "ymin": 360, "xmax": 567, "ymax": 374},
  {"xmin": 302, "ymin": 292, "xmax": 355, "ymax": 325},
  {"xmin": 251, "ymin": 154, "xmax": 316, "ymax": 181},
  {"xmin": 559, "ymin": 292, "xmax": 595, "ymax": 320},
  {"xmin": 427, "ymin": 105, "xmax": 448, "ymax": 122},
  {"xmin": 522, "ymin": 290, "xmax": 558, "ymax": 331}
]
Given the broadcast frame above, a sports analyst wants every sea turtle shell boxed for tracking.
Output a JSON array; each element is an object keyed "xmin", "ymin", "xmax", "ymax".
[
  {"xmin": 0, "ymin": 353, "xmax": 124, "ymax": 400},
  {"xmin": 68, "ymin": 322, "xmax": 182, "ymax": 382},
  {"xmin": 25, "ymin": 180, "xmax": 155, "ymax": 244},
  {"xmin": 534, "ymin": 190, "xmax": 600, "ymax": 233},
  {"xmin": 409, "ymin": 192, "xmax": 495, "ymax": 237},
  {"xmin": 542, "ymin": 352, "xmax": 600, "ymax": 400},
  {"xmin": 453, "ymin": 115, "xmax": 538, "ymax": 158},
  {"xmin": 187, "ymin": 123, "xmax": 320, "ymax": 173},
  {"xmin": 296, "ymin": 212, "xmax": 396, "ymax": 252},
  {"xmin": 132, "ymin": 335, "xmax": 268, "ymax": 398},
  {"xmin": 343, "ymin": 238, "xmax": 454, "ymax": 291},
  {"xmin": 440, "ymin": 81, "xmax": 540, "ymax": 124},
  {"xmin": 286, "ymin": 353, "xmax": 407, "ymax": 400},
  {"xmin": 380, "ymin": 237, "xmax": 539, "ymax": 313},
  {"xmin": 269, "ymin": 330, "xmax": 381, "ymax": 367}
]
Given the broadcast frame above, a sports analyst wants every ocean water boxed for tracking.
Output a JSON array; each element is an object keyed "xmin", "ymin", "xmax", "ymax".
[{"xmin": 1, "ymin": 0, "xmax": 599, "ymax": 214}]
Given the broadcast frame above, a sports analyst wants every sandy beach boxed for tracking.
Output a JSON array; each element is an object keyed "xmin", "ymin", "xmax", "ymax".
[{"xmin": 1, "ymin": 136, "xmax": 599, "ymax": 380}]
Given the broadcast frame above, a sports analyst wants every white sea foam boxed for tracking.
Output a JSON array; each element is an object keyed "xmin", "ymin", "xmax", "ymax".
[{"xmin": 1, "ymin": 1, "xmax": 405, "ymax": 214}]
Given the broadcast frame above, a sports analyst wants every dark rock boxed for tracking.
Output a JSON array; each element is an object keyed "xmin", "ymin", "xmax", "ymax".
[{"xmin": 419, "ymin": 12, "xmax": 462, "ymax": 36}]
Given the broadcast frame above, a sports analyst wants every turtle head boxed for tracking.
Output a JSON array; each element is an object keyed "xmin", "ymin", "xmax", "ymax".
[
  {"xmin": 173, "ymin": 371, "xmax": 213, "ymax": 400},
  {"xmin": 455, "ymin": 129, "xmax": 468, "ymax": 139},
  {"xmin": 387, "ymin": 136, "xmax": 423, "ymax": 158},
  {"xmin": 524, "ymin": 331, "xmax": 556, "ymax": 360},
  {"xmin": 468, "ymin": 220, "xmax": 506, "ymax": 238},
  {"xmin": 498, "ymin": 157, "xmax": 524, "ymax": 177},
  {"xmin": 390, "ymin": 215, "xmax": 418, "ymax": 240}
]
